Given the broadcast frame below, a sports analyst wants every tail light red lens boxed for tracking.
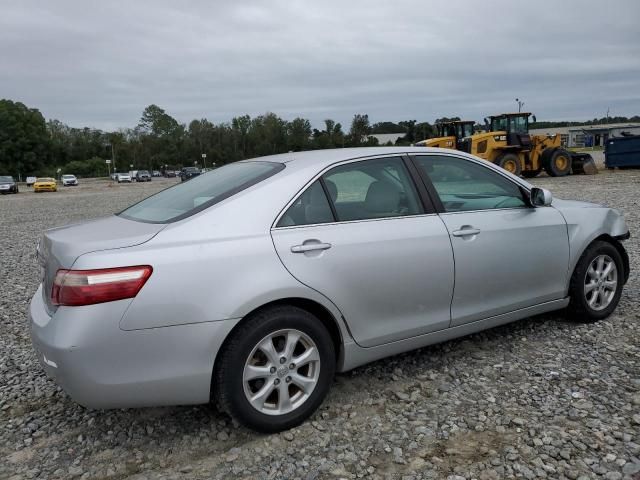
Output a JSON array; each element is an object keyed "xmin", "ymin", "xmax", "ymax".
[{"xmin": 51, "ymin": 265, "xmax": 153, "ymax": 306}]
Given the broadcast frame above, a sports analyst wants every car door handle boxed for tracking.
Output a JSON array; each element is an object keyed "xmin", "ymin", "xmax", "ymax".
[
  {"xmin": 451, "ymin": 227, "xmax": 481, "ymax": 237},
  {"xmin": 291, "ymin": 242, "xmax": 332, "ymax": 253}
]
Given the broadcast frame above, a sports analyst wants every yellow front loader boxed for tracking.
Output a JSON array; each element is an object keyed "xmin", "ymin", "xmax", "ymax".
[{"xmin": 417, "ymin": 113, "xmax": 596, "ymax": 177}]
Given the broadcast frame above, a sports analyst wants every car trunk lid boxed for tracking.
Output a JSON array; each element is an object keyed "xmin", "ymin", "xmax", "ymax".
[{"xmin": 38, "ymin": 215, "xmax": 165, "ymax": 314}]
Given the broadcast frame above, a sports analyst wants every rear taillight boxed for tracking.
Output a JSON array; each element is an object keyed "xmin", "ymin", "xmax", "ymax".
[{"xmin": 51, "ymin": 265, "xmax": 153, "ymax": 306}]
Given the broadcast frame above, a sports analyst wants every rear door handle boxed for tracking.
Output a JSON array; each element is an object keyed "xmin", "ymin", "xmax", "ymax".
[
  {"xmin": 291, "ymin": 242, "xmax": 332, "ymax": 253},
  {"xmin": 451, "ymin": 227, "xmax": 481, "ymax": 237}
]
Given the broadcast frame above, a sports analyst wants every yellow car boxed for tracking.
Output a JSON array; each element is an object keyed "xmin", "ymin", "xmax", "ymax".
[{"xmin": 33, "ymin": 177, "xmax": 58, "ymax": 192}]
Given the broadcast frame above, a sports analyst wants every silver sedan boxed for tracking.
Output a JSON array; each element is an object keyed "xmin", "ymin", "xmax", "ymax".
[{"xmin": 29, "ymin": 147, "xmax": 630, "ymax": 432}]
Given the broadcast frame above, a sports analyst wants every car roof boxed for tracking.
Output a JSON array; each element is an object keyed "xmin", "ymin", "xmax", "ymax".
[{"xmin": 240, "ymin": 147, "xmax": 459, "ymax": 168}]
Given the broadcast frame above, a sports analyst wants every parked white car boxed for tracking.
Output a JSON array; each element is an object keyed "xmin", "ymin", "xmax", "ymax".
[
  {"xmin": 61, "ymin": 174, "xmax": 78, "ymax": 186},
  {"xmin": 116, "ymin": 173, "xmax": 132, "ymax": 183}
]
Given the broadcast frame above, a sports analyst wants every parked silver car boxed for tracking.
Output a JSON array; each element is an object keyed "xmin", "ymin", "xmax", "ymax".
[{"xmin": 30, "ymin": 147, "xmax": 630, "ymax": 432}]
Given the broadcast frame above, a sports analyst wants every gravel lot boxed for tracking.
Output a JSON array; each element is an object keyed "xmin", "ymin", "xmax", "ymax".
[{"xmin": 1, "ymin": 170, "xmax": 639, "ymax": 480}]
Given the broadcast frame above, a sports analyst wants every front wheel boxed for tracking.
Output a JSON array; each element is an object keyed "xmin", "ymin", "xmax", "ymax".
[
  {"xmin": 214, "ymin": 306, "xmax": 335, "ymax": 432},
  {"xmin": 544, "ymin": 148, "xmax": 572, "ymax": 177},
  {"xmin": 566, "ymin": 241, "xmax": 624, "ymax": 322}
]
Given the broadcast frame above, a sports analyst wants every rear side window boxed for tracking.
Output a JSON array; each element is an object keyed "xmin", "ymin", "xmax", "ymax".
[
  {"xmin": 277, "ymin": 181, "xmax": 334, "ymax": 227},
  {"xmin": 277, "ymin": 156, "xmax": 423, "ymax": 227},
  {"xmin": 324, "ymin": 157, "xmax": 423, "ymax": 221},
  {"xmin": 120, "ymin": 161, "xmax": 284, "ymax": 223}
]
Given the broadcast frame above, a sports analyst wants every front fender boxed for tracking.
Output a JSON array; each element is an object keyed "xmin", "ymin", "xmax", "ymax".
[{"xmin": 559, "ymin": 206, "xmax": 629, "ymax": 291}]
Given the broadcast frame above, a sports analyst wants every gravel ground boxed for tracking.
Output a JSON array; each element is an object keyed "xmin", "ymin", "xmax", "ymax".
[{"xmin": 1, "ymin": 170, "xmax": 639, "ymax": 480}]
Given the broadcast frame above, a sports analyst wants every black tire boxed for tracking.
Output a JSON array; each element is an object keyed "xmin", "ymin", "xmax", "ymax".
[
  {"xmin": 566, "ymin": 241, "xmax": 624, "ymax": 322},
  {"xmin": 521, "ymin": 168, "xmax": 542, "ymax": 178},
  {"xmin": 214, "ymin": 305, "xmax": 336, "ymax": 432},
  {"xmin": 496, "ymin": 152, "xmax": 522, "ymax": 176},
  {"xmin": 544, "ymin": 148, "xmax": 572, "ymax": 177}
]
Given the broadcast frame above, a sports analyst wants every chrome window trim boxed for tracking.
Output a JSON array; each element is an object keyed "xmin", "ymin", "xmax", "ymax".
[{"xmin": 272, "ymin": 212, "xmax": 439, "ymax": 231}]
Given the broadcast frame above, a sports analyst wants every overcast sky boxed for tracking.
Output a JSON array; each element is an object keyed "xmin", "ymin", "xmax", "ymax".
[{"xmin": 2, "ymin": 0, "xmax": 639, "ymax": 131}]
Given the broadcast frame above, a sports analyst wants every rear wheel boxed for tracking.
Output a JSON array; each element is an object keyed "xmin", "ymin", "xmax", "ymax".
[
  {"xmin": 496, "ymin": 152, "xmax": 522, "ymax": 176},
  {"xmin": 544, "ymin": 148, "xmax": 572, "ymax": 177},
  {"xmin": 214, "ymin": 305, "xmax": 335, "ymax": 432},
  {"xmin": 566, "ymin": 241, "xmax": 624, "ymax": 322}
]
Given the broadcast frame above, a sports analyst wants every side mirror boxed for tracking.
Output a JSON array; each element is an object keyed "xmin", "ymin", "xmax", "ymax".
[
  {"xmin": 530, "ymin": 187, "xmax": 552, "ymax": 207},
  {"xmin": 532, "ymin": 115, "xmax": 537, "ymax": 123}
]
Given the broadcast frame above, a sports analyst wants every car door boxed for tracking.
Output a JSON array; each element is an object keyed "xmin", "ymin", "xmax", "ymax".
[
  {"xmin": 412, "ymin": 154, "xmax": 570, "ymax": 326},
  {"xmin": 271, "ymin": 156, "xmax": 454, "ymax": 348}
]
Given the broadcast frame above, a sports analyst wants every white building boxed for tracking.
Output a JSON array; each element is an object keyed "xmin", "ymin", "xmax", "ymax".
[{"xmin": 530, "ymin": 123, "xmax": 640, "ymax": 148}]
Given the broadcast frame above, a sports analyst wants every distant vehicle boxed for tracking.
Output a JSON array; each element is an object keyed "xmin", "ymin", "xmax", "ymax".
[
  {"xmin": 129, "ymin": 170, "xmax": 138, "ymax": 181},
  {"xmin": 26, "ymin": 176, "xmax": 36, "ymax": 187},
  {"xmin": 152, "ymin": 170, "xmax": 162, "ymax": 177},
  {"xmin": 135, "ymin": 170, "xmax": 152, "ymax": 182},
  {"xmin": 180, "ymin": 166, "xmax": 201, "ymax": 182},
  {"xmin": 110, "ymin": 173, "xmax": 118, "ymax": 181},
  {"xmin": 116, "ymin": 173, "xmax": 132, "ymax": 183},
  {"xmin": 61, "ymin": 174, "xmax": 78, "ymax": 186},
  {"xmin": 164, "ymin": 170, "xmax": 176, "ymax": 178},
  {"xmin": 33, "ymin": 177, "xmax": 57, "ymax": 192},
  {"xmin": 0, "ymin": 175, "xmax": 19, "ymax": 194}
]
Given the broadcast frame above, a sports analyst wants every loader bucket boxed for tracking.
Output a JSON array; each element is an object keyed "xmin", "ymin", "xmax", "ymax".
[{"xmin": 571, "ymin": 153, "xmax": 598, "ymax": 175}]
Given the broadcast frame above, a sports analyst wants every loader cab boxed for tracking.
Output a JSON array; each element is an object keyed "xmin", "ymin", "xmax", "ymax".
[
  {"xmin": 436, "ymin": 120, "xmax": 475, "ymax": 152},
  {"xmin": 488, "ymin": 113, "xmax": 534, "ymax": 149}
]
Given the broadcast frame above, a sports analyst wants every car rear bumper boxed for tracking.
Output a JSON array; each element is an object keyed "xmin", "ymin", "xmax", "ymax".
[{"xmin": 29, "ymin": 285, "xmax": 238, "ymax": 409}]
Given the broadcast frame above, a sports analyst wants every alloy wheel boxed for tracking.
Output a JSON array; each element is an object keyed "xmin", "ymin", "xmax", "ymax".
[
  {"xmin": 584, "ymin": 254, "xmax": 618, "ymax": 311},
  {"xmin": 242, "ymin": 329, "xmax": 320, "ymax": 415}
]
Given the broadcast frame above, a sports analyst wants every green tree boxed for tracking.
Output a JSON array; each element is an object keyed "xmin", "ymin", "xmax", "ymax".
[
  {"xmin": 287, "ymin": 117, "xmax": 312, "ymax": 151},
  {"xmin": 0, "ymin": 99, "xmax": 50, "ymax": 178},
  {"xmin": 348, "ymin": 114, "xmax": 371, "ymax": 146}
]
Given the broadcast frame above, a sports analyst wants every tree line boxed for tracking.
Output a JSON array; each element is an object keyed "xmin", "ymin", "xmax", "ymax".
[{"xmin": 1, "ymin": 98, "xmax": 638, "ymax": 178}]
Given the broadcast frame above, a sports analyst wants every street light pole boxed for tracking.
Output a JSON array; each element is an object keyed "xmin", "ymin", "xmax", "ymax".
[
  {"xmin": 201, "ymin": 153, "xmax": 207, "ymax": 170},
  {"xmin": 515, "ymin": 98, "xmax": 525, "ymax": 113}
]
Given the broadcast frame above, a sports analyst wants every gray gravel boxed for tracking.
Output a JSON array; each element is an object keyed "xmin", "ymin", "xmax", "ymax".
[{"xmin": 1, "ymin": 170, "xmax": 639, "ymax": 480}]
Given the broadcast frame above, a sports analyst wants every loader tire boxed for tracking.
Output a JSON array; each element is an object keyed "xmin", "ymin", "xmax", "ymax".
[
  {"xmin": 544, "ymin": 148, "xmax": 572, "ymax": 177},
  {"xmin": 521, "ymin": 168, "xmax": 542, "ymax": 178},
  {"xmin": 496, "ymin": 152, "xmax": 522, "ymax": 176}
]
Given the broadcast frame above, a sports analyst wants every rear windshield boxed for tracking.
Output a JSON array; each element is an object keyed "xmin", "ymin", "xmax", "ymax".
[{"xmin": 119, "ymin": 161, "xmax": 284, "ymax": 223}]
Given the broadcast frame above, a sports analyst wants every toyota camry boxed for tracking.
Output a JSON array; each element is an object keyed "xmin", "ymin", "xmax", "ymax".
[{"xmin": 29, "ymin": 147, "xmax": 630, "ymax": 432}]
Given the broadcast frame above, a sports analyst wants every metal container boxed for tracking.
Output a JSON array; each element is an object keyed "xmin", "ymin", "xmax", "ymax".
[{"xmin": 605, "ymin": 135, "xmax": 640, "ymax": 168}]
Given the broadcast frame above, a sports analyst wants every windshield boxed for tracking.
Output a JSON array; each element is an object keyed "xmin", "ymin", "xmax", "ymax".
[
  {"xmin": 62, "ymin": 175, "xmax": 75, "ymax": 179},
  {"xmin": 0, "ymin": 176, "xmax": 14, "ymax": 182},
  {"xmin": 38, "ymin": 178, "xmax": 55, "ymax": 182},
  {"xmin": 509, "ymin": 116, "xmax": 528, "ymax": 134},
  {"xmin": 138, "ymin": 171, "xmax": 149, "ymax": 175},
  {"xmin": 119, "ymin": 161, "xmax": 284, "ymax": 223}
]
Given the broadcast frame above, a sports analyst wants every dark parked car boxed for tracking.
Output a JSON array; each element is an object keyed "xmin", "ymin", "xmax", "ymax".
[
  {"xmin": 136, "ymin": 170, "xmax": 152, "ymax": 182},
  {"xmin": 164, "ymin": 170, "xmax": 176, "ymax": 178},
  {"xmin": 180, "ymin": 167, "xmax": 201, "ymax": 182},
  {"xmin": 0, "ymin": 176, "xmax": 19, "ymax": 194}
]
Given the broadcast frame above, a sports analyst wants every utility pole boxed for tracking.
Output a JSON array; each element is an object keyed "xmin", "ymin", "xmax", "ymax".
[{"xmin": 516, "ymin": 98, "xmax": 525, "ymax": 113}]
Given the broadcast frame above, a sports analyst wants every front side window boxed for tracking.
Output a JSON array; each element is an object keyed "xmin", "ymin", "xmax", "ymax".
[
  {"xmin": 415, "ymin": 155, "xmax": 527, "ymax": 212},
  {"xmin": 324, "ymin": 157, "xmax": 423, "ymax": 221},
  {"xmin": 120, "ymin": 161, "xmax": 283, "ymax": 223}
]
